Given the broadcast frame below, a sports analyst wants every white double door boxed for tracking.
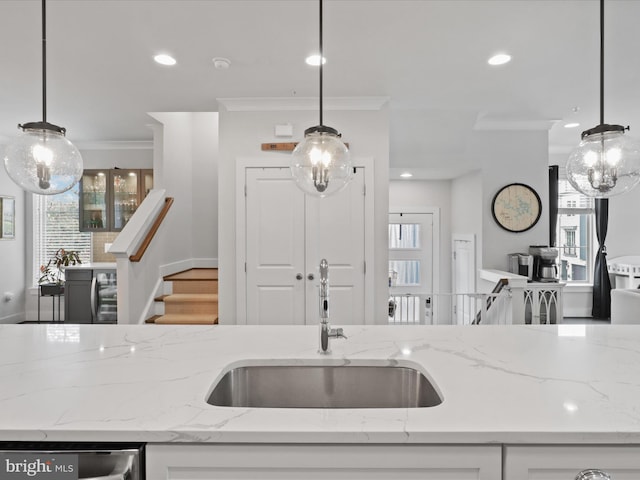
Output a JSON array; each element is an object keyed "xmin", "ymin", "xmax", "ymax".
[{"xmin": 244, "ymin": 167, "xmax": 365, "ymax": 325}]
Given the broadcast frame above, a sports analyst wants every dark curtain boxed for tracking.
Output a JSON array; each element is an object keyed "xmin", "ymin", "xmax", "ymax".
[
  {"xmin": 549, "ymin": 166, "xmax": 559, "ymax": 247},
  {"xmin": 592, "ymin": 198, "xmax": 611, "ymax": 319}
]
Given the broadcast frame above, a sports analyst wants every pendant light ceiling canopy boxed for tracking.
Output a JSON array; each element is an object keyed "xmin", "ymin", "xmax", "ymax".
[
  {"xmin": 290, "ymin": 0, "xmax": 352, "ymax": 197},
  {"xmin": 566, "ymin": 0, "xmax": 640, "ymax": 198},
  {"xmin": 3, "ymin": 0, "xmax": 83, "ymax": 195}
]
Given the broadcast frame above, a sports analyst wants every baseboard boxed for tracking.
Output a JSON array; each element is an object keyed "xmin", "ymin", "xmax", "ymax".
[
  {"xmin": 0, "ymin": 312, "xmax": 25, "ymax": 324},
  {"xmin": 564, "ymin": 307, "xmax": 592, "ymax": 318},
  {"xmin": 159, "ymin": 258, "xmax": 218, "ymax": 277}
]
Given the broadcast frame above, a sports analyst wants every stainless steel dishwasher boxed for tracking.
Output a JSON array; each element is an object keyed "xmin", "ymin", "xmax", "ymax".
[{"xmin": 0, "ymin": 443, "xmax": 143, "ymax": 479}]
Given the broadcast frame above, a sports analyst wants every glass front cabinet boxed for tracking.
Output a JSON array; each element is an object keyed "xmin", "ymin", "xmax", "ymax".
[{"xmin": 79, "ymin": 169, "xmax": 153, "ymax": 232}]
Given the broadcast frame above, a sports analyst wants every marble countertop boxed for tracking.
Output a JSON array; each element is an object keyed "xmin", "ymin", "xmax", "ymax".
[
  {"xmin": 64, "ymin": 262, "xmax": 116, "ymax": 270},
  {"xmin": 1, "ymin": 324, "xmax": 640, "ymax": 444}
]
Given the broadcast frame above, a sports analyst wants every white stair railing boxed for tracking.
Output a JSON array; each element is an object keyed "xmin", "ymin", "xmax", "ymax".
[
  {"xmin": 390, "ymin": 270, "xmax": 565, "ymax": 325},
  {"xmin": 388, "ymin": 290, "xmax": 511, "ymax": 325}
]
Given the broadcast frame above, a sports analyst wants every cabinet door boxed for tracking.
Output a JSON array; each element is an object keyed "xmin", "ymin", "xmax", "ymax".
[
  {"xmin": 505, "ymin": 445, "xmax": 640, "ymax": 479},
  {"xmin": 141, "ymin": 169, "xmax": 154, "ymax": 198},
  {"xmin": 147, "ymin": 444, "xmax": 502, "ymax": 480},
  {"xmin": 79, "ymin": 170, "xmax": 109, "ymax": 232},
  {"xmin": 79, "ymin": 168, "xmax": 153, "ymax": 232},
  {"xmin": 110, "ymin": 169, "xmax": 142, "ymax": 231},
  {"xmin": 64, "ymin": 270, "xmax": 93, "ymax": 324}
]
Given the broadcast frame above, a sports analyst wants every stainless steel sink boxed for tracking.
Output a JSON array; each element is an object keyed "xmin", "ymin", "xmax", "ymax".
[{"xmin": 207, "ymin": 364, "xmax": 442, "ymax": 408}]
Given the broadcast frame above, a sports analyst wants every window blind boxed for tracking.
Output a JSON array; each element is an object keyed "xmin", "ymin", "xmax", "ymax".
[{"xmin": 33, "ymin": 185, "xmax": 92, "ymax": 286}]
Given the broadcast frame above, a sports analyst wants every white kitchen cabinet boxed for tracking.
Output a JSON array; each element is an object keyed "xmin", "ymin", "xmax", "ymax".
[
  {"xmin": 504, "ymin": 445, "xmax": 640, "ymax": 479},
  {"xmin": 524, "ymin": 283, "xmax": 564, "ymax": 324},
  {"xmin": 146, "ymin": 444, "xmax": 502, "ymax": 479}
]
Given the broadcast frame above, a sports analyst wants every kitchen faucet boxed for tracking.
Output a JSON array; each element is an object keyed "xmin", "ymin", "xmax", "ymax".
[{"xmin": 318, "ymin": 258, "xmax": 347, "ymax": 354}]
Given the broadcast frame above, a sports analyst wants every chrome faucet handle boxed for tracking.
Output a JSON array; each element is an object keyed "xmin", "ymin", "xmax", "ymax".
[
  {"xmin": 319, "ymin": 324, "xmax": 347, "ymax": 354},
  {"xmin": 332, "ymin": 327, "xmax": 347, "ymax": 339}
]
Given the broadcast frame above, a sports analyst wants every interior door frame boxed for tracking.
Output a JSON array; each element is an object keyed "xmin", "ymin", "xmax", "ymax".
[
  {"xmin": 236, "ymin": 156, "xmax": 375, "ymax": 325},
  {"xmin": 388, "ymin": 206, "xmax": 441, "ymax": 321},
  {"xmin": 452, "ymin": 233, "xmax": 476, "ymax": 325}
]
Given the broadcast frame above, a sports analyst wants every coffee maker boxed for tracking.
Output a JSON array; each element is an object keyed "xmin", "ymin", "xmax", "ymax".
[{"xmin": 529, "ymin": 245, "xmax": 559, "ymax": 282}]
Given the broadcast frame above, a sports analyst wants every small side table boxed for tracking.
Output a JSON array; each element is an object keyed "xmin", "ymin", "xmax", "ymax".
[{"xmin": 38, "ymin": 284, "xmax": 64, "ymax": 323}]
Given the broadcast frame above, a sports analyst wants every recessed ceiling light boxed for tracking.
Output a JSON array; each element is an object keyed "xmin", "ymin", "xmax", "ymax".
[
  {"xmin": 212, "ymin": 57, "xmax": 231, "ymax": 69},
  {"xmin": 564, "ymin": 122, "xmax": 580, "ymax": 128},
  {"xmin": 154, "ymin": 54, "xmax": 176, "ymax": 66},
  {"xmin": 488, "ymin": 53, "xmax": 511, "ymax": 66},
  {"xmin": 400, "ymin": 172, "xmax": 413, "ymax": 178},
  {"xmin": 305, "ymin": 54, "xmax": 326, "ymax": 66}
]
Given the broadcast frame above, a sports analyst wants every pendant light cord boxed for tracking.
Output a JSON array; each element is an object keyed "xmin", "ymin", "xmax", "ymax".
[
  {"xmin": 41, "ymin": 0, "xmax": 47, "ymax": 123},
  {"xmin": 599, "ymin": 0, "xmax": 604, "ymax": 126},
  {"xmin": 319, "ymin": 0, "xmax": 323, "ymax": 127}
]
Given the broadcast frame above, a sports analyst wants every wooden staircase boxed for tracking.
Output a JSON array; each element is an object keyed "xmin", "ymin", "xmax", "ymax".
[{"xmin": 147, "ymin": 268, "xmax": 218, "ymax": 324}]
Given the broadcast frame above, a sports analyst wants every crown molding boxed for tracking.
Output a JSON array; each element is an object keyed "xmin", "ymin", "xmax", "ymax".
[
  {"xmin": 474, "ymin": 113, "xmax": 559, "ymax": 131},
  {"xmin": 0, "ymin": 137, "xmax": 153, "ymax": 151},
  {"xmin": 217, "ymin": 96, "xmax": 389, "ymax": 112},
  {"xmin": 74, "ymin": 140, "xmax": 153, "ymax": 151}
]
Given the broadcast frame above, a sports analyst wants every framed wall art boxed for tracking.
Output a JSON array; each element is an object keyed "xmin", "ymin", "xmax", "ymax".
[
  {"xmin": 491, "ymin": 183, "xmax": 541, "ymax": 233},
  {"xmin": 0, "ymin": 196, "xmax": 15, "ymax": 239}
]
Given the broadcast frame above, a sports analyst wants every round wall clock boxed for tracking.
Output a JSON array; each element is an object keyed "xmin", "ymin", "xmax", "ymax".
[{"xmin": 491, "ymin": 183, "xmax": 542, "ymax": 233}]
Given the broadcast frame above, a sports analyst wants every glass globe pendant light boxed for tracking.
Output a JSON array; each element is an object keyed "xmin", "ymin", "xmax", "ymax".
[
  {"xmin": 566, "ymin": 0, "xmax": 640, "ymax": 198},
  {"xmin": 290, "ymin": 0, "xmax": 352, "ymax": 197},
  {"xmin": 3, "ymin": 0, "xmax": 83, "ymax": 195}
]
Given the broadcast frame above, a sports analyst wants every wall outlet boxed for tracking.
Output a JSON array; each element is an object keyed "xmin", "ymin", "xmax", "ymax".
[{"xmin": 104, "ymin": 243, "xmax": 112, "ymax": 253}]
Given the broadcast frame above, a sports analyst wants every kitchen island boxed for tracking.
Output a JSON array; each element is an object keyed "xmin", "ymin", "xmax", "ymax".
[{"xmin": 2, "ymin": 324, "xmax": 640, "ymax": 478}]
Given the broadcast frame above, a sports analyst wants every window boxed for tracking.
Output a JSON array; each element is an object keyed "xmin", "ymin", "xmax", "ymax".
[
  {"xmin": 388, "ymin": 223, "xmax": 421, "ymax": 286},
  {"xmin": 556, "ymin": 178, "xmax": 595, "ymax": 283},
  {"xmin": 33, "ymin": 184, "xmax": 91, "ymax": 286},
  {"xmin": 563, "ymin": 228, "xmax": 577, "ymax": 256}
]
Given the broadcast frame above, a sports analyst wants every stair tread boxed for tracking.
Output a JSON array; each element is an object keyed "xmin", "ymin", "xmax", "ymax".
[
  {"xmin": 164, "ymin": 293, "xmax": 218, "ymax": 302},
  {"xmin": 164, "ymin": 268, "xmax": 218, "ymax": 281},
  {"xmin": 153, "ymin": 314, "xmax": 218, "ymax": 325}
]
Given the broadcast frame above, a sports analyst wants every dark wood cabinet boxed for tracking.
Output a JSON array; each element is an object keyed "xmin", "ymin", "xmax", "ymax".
[
  {"xmin": 79, "ymin": 169, "xmax": 153, "ymax": 232},
  {"xmin": 64, "ymin": 269, "xmax": 93, "ymax": 324}
]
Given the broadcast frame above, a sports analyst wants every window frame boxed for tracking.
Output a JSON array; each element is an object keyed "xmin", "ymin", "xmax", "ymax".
[
  {"xmin": 32, "ymin": 185, "xmax": 92, "ymax": 287},
  {"xmin": 556, "ymin": 177, "xmax": 596, "ymax": 285}
]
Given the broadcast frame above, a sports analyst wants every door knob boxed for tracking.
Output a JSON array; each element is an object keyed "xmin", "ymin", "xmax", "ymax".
[
  {"xmin": 296, "ymin": 273, "xmax": 303, "ymax": 280},
  {"xmin": 307, "ymin": 273, "xmax": 315, "ymax": 280}
]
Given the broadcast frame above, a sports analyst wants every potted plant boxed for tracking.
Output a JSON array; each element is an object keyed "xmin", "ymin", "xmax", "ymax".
[{"xmin": 39, "ymin": 248, "xmax": 82, "ymax": 295}]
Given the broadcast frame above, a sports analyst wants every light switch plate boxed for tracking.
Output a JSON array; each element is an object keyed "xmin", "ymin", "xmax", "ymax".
[{"xmin": 274, "ymin": 124, "xmax": 293, "ymax": 137}]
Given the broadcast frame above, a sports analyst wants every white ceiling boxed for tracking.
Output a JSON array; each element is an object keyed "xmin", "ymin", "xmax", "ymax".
[{"xmin": 1, "ymin": 0, "xmax": 639, "ymax": 179}]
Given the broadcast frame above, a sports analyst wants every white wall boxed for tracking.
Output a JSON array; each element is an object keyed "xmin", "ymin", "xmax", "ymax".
[
  {"xmin": 191, "ymin": 113, "xmax": 219, "ymax": 261},
  {"xmin": 218, "ymin": 99, "xmax": 390, "ymax": 325},
  {"xmin": 149, "ymin": 112, "xmax": 219, "ymax": 271},
  {"xmin": 389, "ymin": 179, "xmax": 452, "ymax": 295},
  {"xmin": 0, "ymin": 145, "xmax": 26, "ymax": 323},
  {"xmin": 471, "ymin": 130, "xmax": 550, "ymax": 272}
]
